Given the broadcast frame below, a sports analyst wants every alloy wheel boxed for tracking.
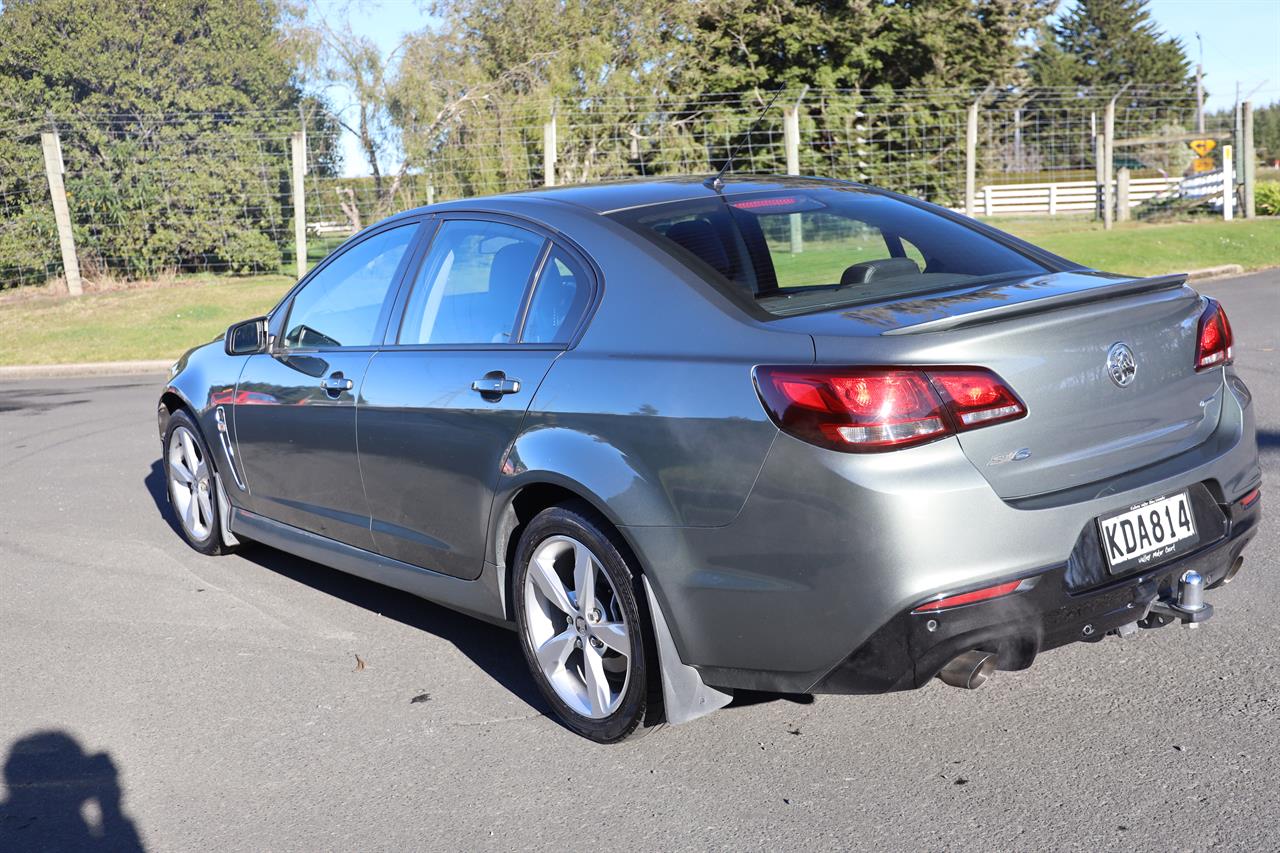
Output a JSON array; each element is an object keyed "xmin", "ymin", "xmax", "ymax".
[
  {"xmin": 522, "ymin": 535, "xmax": 632, "ymax": 719},
  {"xmin": 168, "ymin": 425, "xmax": 213, "ymax": 541}
]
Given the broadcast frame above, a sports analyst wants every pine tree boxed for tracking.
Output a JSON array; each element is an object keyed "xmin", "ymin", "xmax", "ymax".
[{"xmin": 1031, "ymin": 0, "xmax": 1194, "ymax": 94}]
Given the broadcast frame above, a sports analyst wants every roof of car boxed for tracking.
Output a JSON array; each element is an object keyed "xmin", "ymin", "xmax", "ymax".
[{"xmin": 392, "ymin": 174, "xmax": 862, "ymax": 220}]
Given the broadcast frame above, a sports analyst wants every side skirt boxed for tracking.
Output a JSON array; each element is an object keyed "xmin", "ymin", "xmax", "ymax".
[{"xmin": 230, "ymin": 508, "xmax": 510, "ymax": 627}]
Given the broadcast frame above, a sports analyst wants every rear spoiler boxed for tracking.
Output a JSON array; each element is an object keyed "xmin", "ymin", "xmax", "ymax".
[{"xmin": 883, "ymin": 273, "xmax": 1190, "ymax": 336}]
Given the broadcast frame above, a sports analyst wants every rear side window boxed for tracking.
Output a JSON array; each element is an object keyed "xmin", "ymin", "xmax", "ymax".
[
  {"xmin": 610, "ymin": 189, "xmax": 1048, "ymax": 316},
  {"xmin": 521, "ymin": 247, "xmax": 591, "ymax": 344},
  {"xmin": 399, "ymin": 220, "xmax": 546, "ymax": 345}
]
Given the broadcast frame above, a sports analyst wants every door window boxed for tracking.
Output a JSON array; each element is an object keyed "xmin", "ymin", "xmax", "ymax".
[
  {"xmin": 398, "ymin": 220, "xmax": 546, "ymax": 346},
  {"xmin": 282, "ymin": 224, "xmax": 416, "ymax": 349},
  {"xmin": 521, "ymin": 247, "xmax": 592, "ymax": 344}
]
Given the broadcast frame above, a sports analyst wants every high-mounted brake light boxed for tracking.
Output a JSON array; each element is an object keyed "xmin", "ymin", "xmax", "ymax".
[
  {"xmin": 730, "ymin": 196, "xmax": 799, "ymax": 210},
  {"xmin": 1195, "ymin": 299, "xmax": 1234, "ymax": 371},
  {"xmin": 754, "ymin": 366, "xmax": 1026, "ymax": 452},
  {"xmin": 911, "ymin": 579, "xmax": 1026, "ymax": 613}
]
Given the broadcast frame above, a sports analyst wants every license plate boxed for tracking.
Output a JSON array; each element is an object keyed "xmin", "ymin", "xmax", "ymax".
[{"xmin": 1098, "ymin": 491, "xmax": 1198, "ymax": 574}]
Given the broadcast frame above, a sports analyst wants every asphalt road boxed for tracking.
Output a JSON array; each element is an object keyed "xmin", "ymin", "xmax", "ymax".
[{"xmin": 1, "ymin": 271, "xmax": 1277, "ymax": 852}]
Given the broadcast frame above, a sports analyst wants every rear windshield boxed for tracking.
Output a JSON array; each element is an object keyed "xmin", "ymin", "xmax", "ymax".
[{"xmin": 608, "ymin": 188, "xmax": 1050, "ymax": 316}]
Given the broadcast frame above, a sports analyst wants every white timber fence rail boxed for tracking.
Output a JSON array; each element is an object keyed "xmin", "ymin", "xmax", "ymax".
[{"xmin": 972, "ymin": 177, "xmax": 1181, "ymax": 217}]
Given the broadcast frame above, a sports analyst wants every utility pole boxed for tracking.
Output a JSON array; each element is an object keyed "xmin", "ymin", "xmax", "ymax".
[
  {"xmin": 1195, "ymin": 34, "xmax": 1205, "ymax": 134},
  {"xmin": 1195, "ymin": 65, "xmax": 1205, "ymax": 133}
]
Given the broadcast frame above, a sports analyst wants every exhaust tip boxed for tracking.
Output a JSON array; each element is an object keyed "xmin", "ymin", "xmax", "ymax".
[
  {"xmin": 937, "ymin": 650, "xmax": 997, "ymax": 690},
  {"xmin": 1208, "ymin": 556, "xmax": 1243, "ymax": 590}
]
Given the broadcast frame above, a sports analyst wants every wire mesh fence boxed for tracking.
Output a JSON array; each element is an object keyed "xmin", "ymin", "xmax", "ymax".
[{"xmin": 0, "ymin": 84, "xmax": 1252, "ymax": 291}]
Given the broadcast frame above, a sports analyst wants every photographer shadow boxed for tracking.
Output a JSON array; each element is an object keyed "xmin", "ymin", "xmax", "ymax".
[{"xmin": 0, "ymin": 731, "xmax": 143, "ymax": 852}]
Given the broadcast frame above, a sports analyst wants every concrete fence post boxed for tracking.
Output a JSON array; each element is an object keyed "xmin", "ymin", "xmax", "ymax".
[
  {"xmin": 1116, "ymin": 167, "xmax": 1131, "ymax": 223},
  {"xmin": 1242, "ymin": 101, "xmax": 1256, "ymax": 219},
  {"xmin": 290, "ymin": 131, "xmax": 307, "ymax": 280},
  {"xmin": 543, "ymin": 111, "xmax": 557, "ymax": 187},
  {"xmin": 1094, "ymin": 134, "xmax": 1105, "ymax": 220},
  {"xmin": 1222, "ymin": 144, "xmax": 1234, "ymax": 221},
  {"xmin": 965, "ymin": 97, "xmax": 979, "ymax": 217},
  {"xmin": 40, "ymin": 131, "xmax": 83, "ymax": 296},
  {"xmin": 1102, "ymin": 84, "xmax": 1130, "ymax": 230},
  {"xmin": 982, "ymin": 185, "xmax": 993, "ymax": 217},
  {"xmin": 783, "ymin": 87, "xmax": 807, "ymax": 253}
]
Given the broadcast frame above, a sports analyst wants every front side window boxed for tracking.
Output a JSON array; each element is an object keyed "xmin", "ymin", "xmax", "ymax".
[
  {"xmin": 610, "ymin": 189, "xmax": 1048, "ymax": 316},
  {"xmin": 282, "ymin": 224, "xmax": 416, "ymax": 348},
  {"xmin": 399, "ymin": 220, "xmax": 546, "ymax": 345}
]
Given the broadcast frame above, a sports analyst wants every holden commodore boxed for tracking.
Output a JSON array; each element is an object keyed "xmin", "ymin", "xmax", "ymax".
[{"xmin": 158, "ymin": 176, "xmax": 1262, "ymax": 742}]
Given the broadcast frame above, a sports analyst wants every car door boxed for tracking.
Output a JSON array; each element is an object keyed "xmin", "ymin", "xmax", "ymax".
[
  {"xmin": 358, "ymin": 216, "xmax": 596, "ymax": 579},
  {"xmin": 233, "ymin": 221, "xmax": 421, "ymax": 550}
]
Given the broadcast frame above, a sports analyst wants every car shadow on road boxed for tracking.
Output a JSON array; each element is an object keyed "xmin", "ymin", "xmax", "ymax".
[
  {"xmin": 0, "ymin": 731, "xmax": 145, "ymax": 851},
  {"xmin": 1256, "ymin": 429, "xmax": 1279, "ymax": 456},
  {"xmin": 144, "ymin": 460, "xmax": 184, "ymax": 541},
  {"xmin": 144, "ymin": 459, "xmax": 810, "ymax": 726},
  {"xmin": 233, "ymin": 541, "xmax": 555, "ymax": 716}
]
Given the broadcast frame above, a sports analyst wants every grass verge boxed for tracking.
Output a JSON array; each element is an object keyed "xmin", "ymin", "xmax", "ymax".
[
  {"xmin": 988, "ymin": 216, "xmax": 1280, "ymax": 277},
  {"xmin": 0, "ymin": 217, "xmax": 1276, "ymax": 366},
  {"xmin": 0, "ymin": 274, "xmax": 293, "ymax": 366}
]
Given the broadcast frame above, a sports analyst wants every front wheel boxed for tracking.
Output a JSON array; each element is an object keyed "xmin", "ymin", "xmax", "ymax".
[
  {"xmin": 163, "ymin": 410, "xmax": 230, "ymax": 556},
  {"xmin": 513, "ymin": 503, "xmax": 658, "ymax": 742}
]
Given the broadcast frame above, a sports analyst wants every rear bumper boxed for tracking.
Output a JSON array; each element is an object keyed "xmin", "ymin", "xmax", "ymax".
[
  {"xmin": 812, "ymin": 487, "xmax": 1261, "ymax": 694},
  {"xmin": 625, "ymin": 371, "xmax": 1260, "ymax": 695}
]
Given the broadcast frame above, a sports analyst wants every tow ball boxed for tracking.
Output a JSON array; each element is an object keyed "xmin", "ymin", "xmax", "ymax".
[{"xmin": 1139, "ymin": 570, "xmax": 1214, "ymax": 630}]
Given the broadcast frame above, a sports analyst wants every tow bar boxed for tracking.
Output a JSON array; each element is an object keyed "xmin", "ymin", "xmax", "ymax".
[{"xmin": 1139, "ymin": 570, "xmax": 1214, "ymax": 630}]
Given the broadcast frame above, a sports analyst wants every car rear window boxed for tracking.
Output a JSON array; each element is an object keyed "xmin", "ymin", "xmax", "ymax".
[{"xmin": 608, "ymin": 188, "xmax": 1050, "ymax": 316}]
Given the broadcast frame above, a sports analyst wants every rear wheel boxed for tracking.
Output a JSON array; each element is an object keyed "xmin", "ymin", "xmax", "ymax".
[
  {"xmin": 513, "ymin": 503, "xmax": 657, "ymax": 742},
  {"xmin": 164, "ymin": 410, "xmax": 229, "ymax": 556}
]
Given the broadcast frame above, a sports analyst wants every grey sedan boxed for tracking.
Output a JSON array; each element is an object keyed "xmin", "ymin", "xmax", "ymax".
[{"xmin": 159, "ymin": 176, "xmax": 1261, "ymax": 742}]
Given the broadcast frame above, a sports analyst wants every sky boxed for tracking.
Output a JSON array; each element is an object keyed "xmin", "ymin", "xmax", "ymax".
[{"xmin": 312, "ymin": 0, "xmax": 1280, "ymax": 175}]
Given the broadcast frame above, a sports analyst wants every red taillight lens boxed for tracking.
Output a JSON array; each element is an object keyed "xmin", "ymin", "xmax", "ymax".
[
  {"xmin": 911, "ymin": 579, "xmax": 1025, "ymax": 613},
  {"xmin": 754, "ymin": 366, "xmax": 1025, "ymax": 452},
  {"xmin": 1195, "ymin": 300, "xmax": 1234, "ymax": 371},
  {"xmin": 929, "ymin": 370, "xmax": 1027, "ymax": 430}
]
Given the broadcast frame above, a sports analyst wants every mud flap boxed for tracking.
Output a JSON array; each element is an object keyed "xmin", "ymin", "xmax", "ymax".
[{"xmin": 642, "ymin": 576, "xmax": 732, "ymax": 725}]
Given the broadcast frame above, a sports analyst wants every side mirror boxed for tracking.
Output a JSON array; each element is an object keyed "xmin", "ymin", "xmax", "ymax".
[{"xmin": 225, "ymin": 316, "xmax": 269, "ymax": 356}]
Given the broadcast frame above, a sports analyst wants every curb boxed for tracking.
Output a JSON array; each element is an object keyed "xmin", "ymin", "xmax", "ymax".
[
  {"xmin": 0, "ymin": 360, "xmax": 172, "ymax": 381},
  {"xmin": 1184, "ymin": 264, "xmax": 1245, "ymax": 281}
]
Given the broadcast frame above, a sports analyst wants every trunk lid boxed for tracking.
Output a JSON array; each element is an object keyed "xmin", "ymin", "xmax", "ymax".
[{"xmin": 778, "ymin": 271, "xmax": 1223, "ymax": 499}]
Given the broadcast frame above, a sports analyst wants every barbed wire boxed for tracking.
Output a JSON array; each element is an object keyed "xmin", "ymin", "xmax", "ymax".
[{"xmin": 0, "ymin": 85, "xmax": 1259, "ymax": 289}]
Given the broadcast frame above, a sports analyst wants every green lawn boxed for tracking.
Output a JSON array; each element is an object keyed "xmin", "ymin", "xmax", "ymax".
[
  {"xmin": 0, "ymin": 274, "xmax": 294, "ymax": 366},
  {"xmin": 989, "ymin": 216, "xmax": 1280, "ymax": 277},
  {"xmin": 0, "ymin": 217, "xmax": 1276, "ymax": 366}
]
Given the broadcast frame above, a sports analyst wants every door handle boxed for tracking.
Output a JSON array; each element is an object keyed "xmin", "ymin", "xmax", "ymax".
[
  {"xmin": 471, "ymin": 377, "xmax": 521, "ymax": 395},
  {"xmin": 321, "ymin": 374, "xmax": 354, "ymax": 392}
]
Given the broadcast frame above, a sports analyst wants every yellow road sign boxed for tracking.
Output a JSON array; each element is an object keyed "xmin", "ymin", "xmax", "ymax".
[
  {"xmin": 1190, "ymin": 156, "xmax": 1217, "ymax": 173},
  {"xmin": 1188, "ymin": 138, "xmax": 1217, "ymax": 157}
]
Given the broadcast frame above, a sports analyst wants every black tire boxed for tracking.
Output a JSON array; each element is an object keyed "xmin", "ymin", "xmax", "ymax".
[
  {"xmin": 513, "ymin": 501, "xmax": 661, "ymax": 742},
  {"xmin": 162, "ymin": 409, "xmax": 230, "ymax": 556}
]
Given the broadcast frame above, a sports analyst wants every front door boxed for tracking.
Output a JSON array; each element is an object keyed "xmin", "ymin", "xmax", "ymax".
[
  {"xmin": 359, "ymin": 218, "xmax": 595, "ymax": 579},
  {"xmin": 234, "ymin": 221, "xmax": 419, "ymax": 550}
]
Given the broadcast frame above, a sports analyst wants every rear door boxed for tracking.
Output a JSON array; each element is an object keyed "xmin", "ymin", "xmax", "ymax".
[
  {"xmin": 358, "ymin": 216, "xmax": 595, "ymax": 579},
  {"xmin": 233, "ymin": 221, "xmax": 421, "ymax": 549}
]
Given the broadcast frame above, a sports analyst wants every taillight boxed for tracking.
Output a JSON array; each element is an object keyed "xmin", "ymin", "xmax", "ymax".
[
  {"xmin": 1195, "ymin": 299, "xmax": 1234, "ymax": 371},
  {"xmin": 754, "ymin": 366, "xmax": 1026, "ymax": 452}
]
